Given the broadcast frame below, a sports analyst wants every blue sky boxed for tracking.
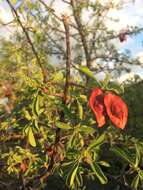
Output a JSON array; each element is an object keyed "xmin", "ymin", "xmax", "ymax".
[{"xmin": 120, "ymin": 33, "xmax": 143, "ymax": 56}]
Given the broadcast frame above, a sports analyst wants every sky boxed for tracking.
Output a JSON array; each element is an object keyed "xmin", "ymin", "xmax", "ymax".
[{"xmin": 0, "ymin": 0, "xmax": 143, "ymax": 81}]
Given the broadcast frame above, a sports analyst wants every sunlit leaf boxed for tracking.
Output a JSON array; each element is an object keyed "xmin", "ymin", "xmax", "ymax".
[
  {"xmin": 56, "ymin": 121, "xmax": 72, "ymax": 130},
  {"xmin": 70, "ymin": 164, "xmax": 79, "ymax": 187},
  {"xmin": 28, "ymin": 127, "xmax": 36, "ymax": 147},
  {"xmin": 77, "ymin": 99, "xmax": 83, "ymax": 120},
  {"xmin": 98, "ymin": 161, "xmax": 110, "ymax": 167},
  {"xmin": 35, "ymin": 95, "xmax": 40, "ymax": 116},
  {"xmin": 53, "ymin": 71, "xmax": 64, "ymax": 81},
  {"xmin": 79, "ymin": 126, "xmax": 95, "ymax": 134},
  {"xmin": 24, "ymin": 110, "xmax": 32, "ymax": 121},
  {"xmin": 24, "ymin": 125, "xmax": 30, "ymax": 135},
  {"xmin": 78, "ymin": 66, "xmax": 95, "ymax": 79},
  {"xmin": 134, "ymin": 144, "xmax": 141, "ymax": 167},
  {"xmin": 87, "ymin": 133, "xmax": 105, "ymax": 151}
]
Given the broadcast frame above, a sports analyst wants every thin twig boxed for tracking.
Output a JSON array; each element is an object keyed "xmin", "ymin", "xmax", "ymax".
[
  {"xmin": 6, "ymin": 0, "xmax": 48, "ymax": 83},
  {"xmin": 39, "ymin": 0, "xmax": 77, "ymax": 30},
  {"xmin": 62, "ymin": 15, "xmax": 72, "ymax": 104},
  {"xmin": 62, "ymin": 0, "xmax": 70, "ymax": 4},
  {"xmin": 70, "ymin": 0, "xmax": 91, "ymax": 69}
]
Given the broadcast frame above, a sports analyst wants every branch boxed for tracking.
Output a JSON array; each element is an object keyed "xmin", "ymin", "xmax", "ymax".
[
  {"xmin": 0, "ymin": 19, "xmax": 15, "ymax": 26},
  {"xmin": 91, "ymin": 27, "xmax": 143, "ymax": 44},
  {"xmin": 62, "ymin": 0, "xmax": 70, "ymax": 4},
  {"xmin": 62, "ymin": 15, "xmax": 72, "ymax": 104},
  {"xmin": 6, "ymin": 0, "xmax": 48, "ymax": 83},
  {"xmin": 70, "ymin": 0, "xmax": 91, "ymax": 69},
  {"xmin": 39, "ymin": 0, "xmax": 78, "ymax": 30},
  {"xmin": 47, "ymin": 33, "xmax": 66, "ymax": 56}
]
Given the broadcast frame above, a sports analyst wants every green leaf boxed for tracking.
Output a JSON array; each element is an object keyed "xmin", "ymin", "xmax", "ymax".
[
  {"xmin": 61, "ymin": 104, "xmax": 75, "ymax": 121},
  {"xmin": 24, "ymin": 125, "xmax": 30, "ymax": 135},
  {"xmin": 134, "ymin": 144, "xmax": 141, "ymax": 167},
  {"xmin": 77, "ymin": 99, "xmax": 83, "ymax": 120},
  {"xmin": 34, "ymin": 120, "xmax": 39, "ymax": 131},
  {"xmin": 32, "ymin": 93, "xmax": 42, "ymax": 117},
  {"xmin": 76, "ymin": 172, "xmax": 83, "ymax": 187},
  {"xmin": 102, "ymin": 73, "xmax": 110, "ymax": 88},
  {"xmin": 53, "ymin": 71, "xmax": 64, "ymax": 81},
  {"xmin": 32, "ymin": 97, "xmax": 38, "ymax": 118},
  {"xmin": 66, "ymin": 161, "xmax": 78, "ymax": 186},
  {"xmin": 79, "ymin": 126, "xmax": 95, "ymax": 134},
  {"xmin": 28, "ymin": 127, "xmax": 36, "ymax": 147},
  {"xmin": 13, "ymin": 154, "xmax": 22, "ymax": 162},
  {"xmin": 70, "ymin": 164, "xmax": 79, "ymax": 187},
  {"xmin": 131, "ymin": 175, "xmax": 140, "ymax": 189},
  {"xmin": 98, "ymin": 161, "xmax": 110, "ymax": 167},
  {"xmin": 67, "ymin": 132, "xmax": 76, "ymax": 149},
  {"xmin": 11, "ymin": 0, "xmax": 17, "ymax": 5},
  {"xmin": 139, "ymin": 170, "xmax": 143, "ymax": 180},
  {"xmin": 90, "ymin": 163, "xmax": 108, "ymax": 184},
  {"xmin": 111, "ymin": 147, "xmax": 132, "ymax": 164},
  {"xmin": 38, "ymin": 108, "xmax": 44, "ymax": 115},
  {"xmin": 24, "ymin": 110, "xmax": 32, "ymax": 121},
  {"xmin": 87, "ymin": 133, "xmax": 105, "ymax": 151},
  {"xmin": 56, "ymin": 121, "xmax": 72, "ymax": 130},
  {"xmin": 107, "ymin": 82, "xmax": 124, "ymax": 94},
  {"xmin": 35, "ymin": 95, "xmax": 40, "ymax": 116},
  {"xmin": 78, "ymin": 66, "xmax": 95, "ymax": 79}
]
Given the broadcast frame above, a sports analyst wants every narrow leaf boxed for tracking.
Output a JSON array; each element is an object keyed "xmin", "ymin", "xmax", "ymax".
[
  {"xmin": 134, "ymin": 144, "xmax": 141, "ymax": 167},
  {"xmin": 56, "ymin": 121, "xmax": 72, "ymax": 130},
  {"xmin": 79, "ymin": 126, "xmax": 95, "ymax": 134},
  {"xmin": 111, "ymin": 147, "xmax": 132, "ymax": 164},
  {"xmin": 87, "ymin": 133, "xmax": 105, "ymax": 151},
  {"xmin": 78, "ymin": 66, "xmax": 95, "ymax": 79},
  {"xmin": 131, "ymin": 175, "xmax": 140, "ymax": 189},
  {"xmin": 102, "ymin": 73, "xmax": 110, "ymax": 88},
  {"xmin": 28, "ymin": 127, "xmax": 36, "ymax": 147},
  {"xmin": 24, "ymin": 125, "xmax": 30, "ymax": 135},
  {"xmin": 99, "ymin": 161, "xmax": 110, "ymax": 167},
  {"xmin": 90, "ymin": 163, "xmax": 108, "ymax": 184},
  {"xmin": 35, "ymin": 95, "xmax": 40, "ymax": 116},
  {"xmin": 24, "ymin": 110, "xmax": 32, "ymax": 121},
  {"xmin": 139, "ymin": 170, "xmax": 143, "ymax": 180},
  {"xmin": 77, "ymin": 99, "xmax": 83, "ymax": 120},
  {"xmin": 70, "ymin": 164, "xmax": 79, "ymax": 187}
]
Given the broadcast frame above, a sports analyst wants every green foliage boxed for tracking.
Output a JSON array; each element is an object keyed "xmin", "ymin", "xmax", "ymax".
[{"xmin": 0, "ymin": 0, "xmax": 143, "ymax": 190}]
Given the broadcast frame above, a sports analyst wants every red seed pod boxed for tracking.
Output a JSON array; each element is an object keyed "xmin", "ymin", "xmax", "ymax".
[
  {"xmin": 104, "ymin": 92, "xmax": 128, "ymax": 129},
  {"xmin": 89, "ymin": 88, "xmax": 106, "ymax": 128}
]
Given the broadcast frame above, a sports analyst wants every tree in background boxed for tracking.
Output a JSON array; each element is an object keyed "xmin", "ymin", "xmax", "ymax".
[{"xmin": 0, "ymin": 0, "xmax": 143, "ymax": 189}]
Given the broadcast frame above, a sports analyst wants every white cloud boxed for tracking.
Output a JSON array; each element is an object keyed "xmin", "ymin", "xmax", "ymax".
[
  {"xmin": 0, "ymin": 6, "xmax": 13, "ymax": 23},
  {"xmin": 0, "ymin": 5, "xmax": 14, "ymax": 38},
  {"xmin": 135, "ymin": 51, "xmax": 143, "ymax": 63},
  {"xmin": 106, "ymin": 0, "xmax": 143, "ymax": 31}
]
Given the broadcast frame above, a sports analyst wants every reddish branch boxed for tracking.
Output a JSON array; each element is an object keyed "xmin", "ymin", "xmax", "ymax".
[
  {"xmin": 62, "ymin": 15, "xmax": 72, "ymax": 104},
  {"xmin": 6, "ymin": 0, "xmax": 47, "ymax": 83}
]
